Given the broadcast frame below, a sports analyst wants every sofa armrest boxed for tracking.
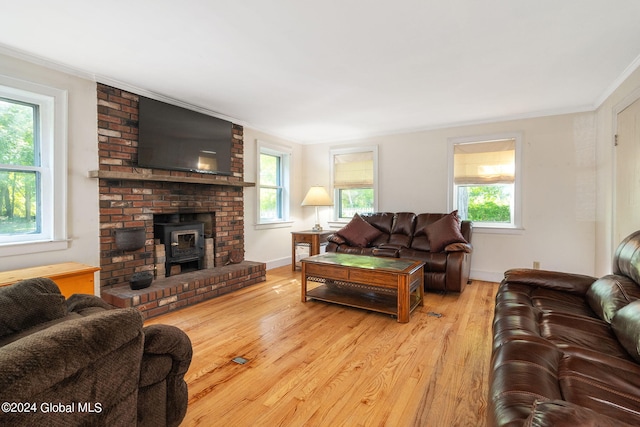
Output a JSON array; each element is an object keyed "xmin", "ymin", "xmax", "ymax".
[
  {"xmin": 445, "ymin": 251, "xmax": 470, "ymax": 292},
  {"xmin": 141, "ymin": 324, "xmax": 192, "ymax": 381},
  {"xmin": 139, "ymin": 324, "xmax": 192, "ymax": 427},
  {"xmin": 444, "ymin": 242, "xmax": 472, "ymax": 253},
  {"xmin": 503, "ymin": 268, "xmax": 596, "ymax": 295},
  {"xmin": 373, "ymin": 243, "xmax": 402, "ymax": 257}
]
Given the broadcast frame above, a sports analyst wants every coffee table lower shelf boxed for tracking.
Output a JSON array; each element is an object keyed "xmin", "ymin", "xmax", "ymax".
[{"xmin": 306, "ymin": 283, "xmax": 422, "ymax": 318}]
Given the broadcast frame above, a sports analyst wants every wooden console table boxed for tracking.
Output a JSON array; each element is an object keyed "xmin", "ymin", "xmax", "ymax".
[{"xmin": 0, "ymin": 262, "xmax": 100, "ymax": 297}]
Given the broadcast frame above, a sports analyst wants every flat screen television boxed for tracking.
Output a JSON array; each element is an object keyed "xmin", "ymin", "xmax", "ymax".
[{"xmin": 138, "ymin": 96, "xmax": 232, "ymax": 175}]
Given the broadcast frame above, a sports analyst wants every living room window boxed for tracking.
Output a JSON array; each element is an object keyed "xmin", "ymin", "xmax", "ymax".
[
  {"xmin": 257, "ymin": 141, "xmax": 291, "ymax": 226},
  {"xmin": 0, "ymin": 77, "xmax": 67, "ymax": 251},
  {"xmin": 331, "ymin": 146, "xmax": 378, "ymax": 221},
  {"xmin": 449, "ymin": 134, "xmax": 522, "ymax": 230}
]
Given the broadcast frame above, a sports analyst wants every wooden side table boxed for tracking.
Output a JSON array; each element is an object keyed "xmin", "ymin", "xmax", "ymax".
[
  {"xmin": 291, "ymin": 230, "xmax": 333, "ymax": 271},
  {"xmin": 0, "ymin": 262, "xmax": 100, "ymax": 297}
]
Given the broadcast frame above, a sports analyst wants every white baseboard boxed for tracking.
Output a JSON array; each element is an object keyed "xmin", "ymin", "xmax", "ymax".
[
  {"xmin": 470, "ymin": 269, "xmax": 503, "ymax": 283},
  {"xmin": 266, "ymin": 257, "xmax": 292, "ymax": 270}
]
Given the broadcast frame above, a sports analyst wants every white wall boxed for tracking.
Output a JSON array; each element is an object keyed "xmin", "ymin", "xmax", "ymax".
[
  {"xmin": 0, "ymin": 53, "xmax": 100, "ymax": 283},
  {"xmin": 301, "ymin": 112, "xmax": 598, "ymax": 282}
]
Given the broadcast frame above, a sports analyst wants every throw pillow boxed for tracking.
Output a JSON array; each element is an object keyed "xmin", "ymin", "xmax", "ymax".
[
  {"xmin": 425, "ymin": 211, "xmax": 467, "ymax": 253},
  {"xmin": 336, "ymin": 213, "xmax": 383, "ymax": 247}
]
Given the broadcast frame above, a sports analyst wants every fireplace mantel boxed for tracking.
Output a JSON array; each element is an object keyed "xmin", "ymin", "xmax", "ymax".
[{"xmin": 88, "ymin": 170, "xmax": 255, "ymax": 187}]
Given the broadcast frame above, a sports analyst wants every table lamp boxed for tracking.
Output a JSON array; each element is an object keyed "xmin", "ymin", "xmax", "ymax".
[{"xmin": 301, "ymin": 186, "xmax": 333, "ymax": 231}]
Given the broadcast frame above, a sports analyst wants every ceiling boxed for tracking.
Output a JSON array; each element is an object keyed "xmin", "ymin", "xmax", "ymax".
[{"xmin": 2, "ymin": 1, "xmax": 640, "ymax": 144}]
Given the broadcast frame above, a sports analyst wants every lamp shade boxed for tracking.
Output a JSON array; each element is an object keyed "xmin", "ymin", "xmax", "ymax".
[{"xmin": 301, "ymin": 186, "xmax": 333, "ymax": 206}]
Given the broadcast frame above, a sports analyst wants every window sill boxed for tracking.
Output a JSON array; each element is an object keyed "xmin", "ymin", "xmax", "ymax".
[
  {"xmin": 0, "ymin": 239, "xmax": 70, "ymax": 257},
  {"xmin": 254, "ymin": 221, "xmax": 294, "ymax": 230},
  {"xmin": 472, "ymin": 226, "xmax": 524, "ymax": 235}
]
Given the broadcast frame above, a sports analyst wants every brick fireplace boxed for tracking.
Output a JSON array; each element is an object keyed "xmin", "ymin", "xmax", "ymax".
[{"xmin": 96, "ymin": 84, "xmax": 265, "ymax": 317}]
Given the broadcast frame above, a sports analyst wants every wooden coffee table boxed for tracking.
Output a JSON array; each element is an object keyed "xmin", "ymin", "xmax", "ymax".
[{"xmin": 301, "ymin": 253, "xmax": 424, "ymax": 323}]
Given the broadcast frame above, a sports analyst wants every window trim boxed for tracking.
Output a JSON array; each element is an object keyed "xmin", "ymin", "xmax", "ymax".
[
  {"xmin": 447, "ymin": 132, "xmax": 523, "ymax": 232},
  {"xmin": 330, "ymin": 145, "xmax": 378, "ymax": 223},
  {"xmin": 256, "ymin": 140, "xmax": 291, "ymax": 228},
  {"xmin": 0, "ymin": 75, "xmax": 68, "ymax": 253}
]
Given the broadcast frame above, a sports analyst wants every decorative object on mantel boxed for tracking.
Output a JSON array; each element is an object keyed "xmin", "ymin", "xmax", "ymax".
[
  {"xmin": 129, "ymin": 271, "xmax": 153, "ymax": 290},
  {"xmin": 114, "ymin": 227, "xmax": 146, "ymax": 251},
  {"xmin": 301, "ymin": 186, "xmax": 334, "ymax": 231}
]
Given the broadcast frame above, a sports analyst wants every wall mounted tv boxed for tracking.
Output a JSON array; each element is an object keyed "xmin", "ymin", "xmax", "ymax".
[{"xmin": 138, "ymin": 96, "xmax": 232, "ymax": 175}]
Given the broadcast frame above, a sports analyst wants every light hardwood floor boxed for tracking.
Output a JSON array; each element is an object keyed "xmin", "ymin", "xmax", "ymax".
[{"xmin": 146, "ymin": 266, "xmax": 499, "ymax": 426}]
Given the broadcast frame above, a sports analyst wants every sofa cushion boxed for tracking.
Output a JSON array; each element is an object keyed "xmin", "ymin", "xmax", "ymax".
[
  {"xmin": 559, "ymin": 353, "xmax": 640, "ymax": 424},
  {"xmin": 525, "ymin": 399, "xmax": 636, "ymax": 427},
  {"xmin": 361, "ymin": 212, "xmax": 394, "ymax": 235},
  {"xmin": 387, "ymin": 212, "xmax": 415, "ymax": 248},
  {"xmin": 336, "ymin": 213, "xmax": 382, "ymax": 247},
  {"xmin": 611, "ymin": 300, "xmax": 640, "ymax": 363},
  {"xmin": 586, "ymin": 275, "xmax": 640, "ymax": 323},
  {"xmin": 425, "ymin": 211, "xmax": 467, "ymax": 253},
  {"xmin": 539, "ymin": 312, "xmax": 629, "ymax": 359},
  {"xmin": 0, "ymin": 278, "xmax": 66, "ymax": 338}
]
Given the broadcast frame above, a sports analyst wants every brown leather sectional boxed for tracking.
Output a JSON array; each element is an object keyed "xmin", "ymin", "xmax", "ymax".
[
  {"xmin": 489, "ymin": 230, "xmax": 640, "ymax": 426},
  {"xmin": 326, "ymin": 212, "xmax": 473, "ymax": 292}
]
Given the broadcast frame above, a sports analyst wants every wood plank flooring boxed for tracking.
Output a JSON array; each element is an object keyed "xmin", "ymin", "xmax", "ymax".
[{"xmin": 145, "ymin": 265, "xmax": 499, "ymax": 426}]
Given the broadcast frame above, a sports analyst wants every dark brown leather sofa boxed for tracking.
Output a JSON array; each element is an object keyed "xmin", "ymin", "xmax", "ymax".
[
  {"xmin": 325, "ymin": 212, "xmax": 472, "ymax": 292},
  {"xmin": 489, "ymin": 230, "xmax": 640, "ymax": 426},
  {"xmin": 0, "ymin": 278, "xmax": 192, "ymax": 427}
]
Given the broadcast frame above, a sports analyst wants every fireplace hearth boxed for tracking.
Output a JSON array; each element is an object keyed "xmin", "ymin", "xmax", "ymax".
[{"xmin": 155, "ymin": 221, "xmax": 205, "ymax": 277}]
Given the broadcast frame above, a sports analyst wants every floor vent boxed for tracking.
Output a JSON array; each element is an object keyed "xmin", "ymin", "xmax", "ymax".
[{"xmin": 232, "ymin": 357, "xmax": 248, "ymax": 365}]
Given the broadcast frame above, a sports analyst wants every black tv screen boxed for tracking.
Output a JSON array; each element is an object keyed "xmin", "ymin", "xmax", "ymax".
[{"xmin": 138, "ymin": 96, "xmax": 232, "ymax": 175}]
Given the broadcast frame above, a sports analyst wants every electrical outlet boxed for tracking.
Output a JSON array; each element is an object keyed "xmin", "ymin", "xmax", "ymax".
[{"xmin": 533, "ymin": 261, "xmax": 540, "ymax": 270}]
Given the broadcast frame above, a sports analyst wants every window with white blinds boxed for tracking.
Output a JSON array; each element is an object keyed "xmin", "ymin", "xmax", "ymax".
[
  {"xmin": 331, "ymin": 147, "xmax": 377, "ymax": 220},
  {"xmin": 453, "ymin": 139, "xmax": 515, "ymax": 185},
  {"xmin": 450, "ymin": 135, "xmax": 521, "ymax": 229}
]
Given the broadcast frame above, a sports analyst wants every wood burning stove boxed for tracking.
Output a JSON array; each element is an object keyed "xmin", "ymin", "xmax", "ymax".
[{"xmin": 155, "ymin": 221, "xmax": 205, "ymax": 277}]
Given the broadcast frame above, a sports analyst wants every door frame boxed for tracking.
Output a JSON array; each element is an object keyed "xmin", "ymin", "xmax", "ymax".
[{"xmin": 612, "ymin": 86, "xmax": 640, "ymax": 258}]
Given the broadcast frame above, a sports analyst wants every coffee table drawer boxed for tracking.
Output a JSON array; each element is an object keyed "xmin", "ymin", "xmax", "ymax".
[
  {"xmin": 304, "ymin": 263, "xmax": 349, "ymax": 281},
  {"xmin": 348, "ymin": 269, "xmax": 397, "ymax": 288}
]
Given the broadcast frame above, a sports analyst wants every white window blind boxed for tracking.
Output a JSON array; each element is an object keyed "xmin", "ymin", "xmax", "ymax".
[
  {"xmin": 333, "ymin": 151, "xmax": 374, "ymax": 189},
  {"xmin": 453, "ymin": 139, "xmax": 515, "ymax": 185}
]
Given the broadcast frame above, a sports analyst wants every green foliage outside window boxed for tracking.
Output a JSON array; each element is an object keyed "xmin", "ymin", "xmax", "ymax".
[
  {"xmin": 464, "ymin": 185, "xmax": 511, "ymax": 223},
  {"xmin": 0, "ymin": 99, "xmax": 38, "ymax": 234},
  {"xmin": 339, "ymin": 188, "xmax": 374, "ymax": 219}
]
